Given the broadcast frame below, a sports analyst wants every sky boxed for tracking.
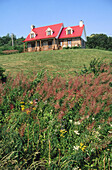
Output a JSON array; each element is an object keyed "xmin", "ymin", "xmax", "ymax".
[{"xmin": 0, "ymin": 0, "xmax": 112, "ymax": 38}]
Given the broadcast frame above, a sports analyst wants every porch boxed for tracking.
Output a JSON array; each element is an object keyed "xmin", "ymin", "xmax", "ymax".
[{"xmin": 24, "ymin": 38, "xmax": 59, "ymax": 52}]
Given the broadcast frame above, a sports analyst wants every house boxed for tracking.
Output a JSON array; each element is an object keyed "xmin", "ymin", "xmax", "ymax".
[{"xmin": 23, "ymin": 20, "xmax": 87, "ymax": 52}]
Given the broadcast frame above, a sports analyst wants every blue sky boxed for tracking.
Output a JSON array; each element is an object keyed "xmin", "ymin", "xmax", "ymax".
[{"xmin": 0, "ymin": 0, "xmax": 112, "ymax": 38}]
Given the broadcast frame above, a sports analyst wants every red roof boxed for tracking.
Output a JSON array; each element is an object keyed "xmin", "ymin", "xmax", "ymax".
[
  {"xmin": 24, "ymin": 23, "xmax": 63, "ymax": 42},
  {"xmin": 59, "ymin": 25, "xmax": 84, "ymax": 39}
]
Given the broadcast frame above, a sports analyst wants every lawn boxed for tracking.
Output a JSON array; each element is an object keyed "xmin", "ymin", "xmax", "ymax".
[{"xmin": 0, "ymin": 49, "xmax": 112, "ymax": 76}]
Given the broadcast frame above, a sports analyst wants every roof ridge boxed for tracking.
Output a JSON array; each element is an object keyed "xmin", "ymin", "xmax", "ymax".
[
  {"xmin": 63, "ymin": 25, "xmax": 84, "ymax": 29},
  {"xmin": 33, "ymin": 23, "xmax": 63, "ymax": 29}
]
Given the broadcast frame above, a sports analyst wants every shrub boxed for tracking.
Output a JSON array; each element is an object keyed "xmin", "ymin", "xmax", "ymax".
[
  {"xmin": 72, "ymin": 46, "xmax": 81, "ymax": 49},
  {"xmin": 0, "ymin": 66, "xmax": 6, "ymax": 82},
  {"xmin": 14, "ymin": 45, "xmax": 24, "ymax": 53},
  {"xmin": 63, "ymin": 46, "xmax": 69, "ymax": 49}
]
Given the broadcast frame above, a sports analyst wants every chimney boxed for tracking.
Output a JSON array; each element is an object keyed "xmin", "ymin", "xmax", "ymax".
[
  {"xmin": 79, "ymin": 20, "xmax": 84, "ymax": 27},
  {"xmin": 31, "ymin": 25, "xmax": 35, "ymax": 31}
]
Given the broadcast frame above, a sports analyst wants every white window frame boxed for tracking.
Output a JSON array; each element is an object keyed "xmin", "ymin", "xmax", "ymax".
[
  {"xmin": 30, "ymin": 31, "xmax": 36, "ymax": 38},
  {"xmin": 46, "ymin": 27, "xmax": 53, "ymax": 36},
  {"xmin": 65, "ymin": 26, "xmax": 73, "ymax": 35}
]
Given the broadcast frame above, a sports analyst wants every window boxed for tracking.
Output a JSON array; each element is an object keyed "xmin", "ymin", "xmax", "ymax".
[
  {"xmin": 47, "ymin": 31, "xmax": 51, "ymax": 36},
  {"xmin": 66, "ymin": 27, "xmax": 73, "ymax": 35},
  {"xmin": 68, "ymin": 30, "xmax": 71, "ymax": 35},
  {"xmin": 68, "ymin": 40, "xmax": 71, "ymax": 45},
  {"xmin": 31, "ymin": 33, "xmax": 34, "ymax": 38},
  {"xmin": 46, "ymin": 27, "xmax": 53, "ymax": 36},
  {"xmin": 60, "ymin": 41, "xmax": 63, "ymax": 46}
]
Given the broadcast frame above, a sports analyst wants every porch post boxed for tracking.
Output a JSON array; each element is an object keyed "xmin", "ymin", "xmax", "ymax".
[
  {"xmin": 36, "ymin": 41, "xmax": 37, "ymax": 51},
  {"xmin": 57, "ymin": 39, "xmax": 59, "ymax": 49},
  {"xmin": 54, "ymin": 38, "xmax": 55, "ymax": 50},
  {"xmin": 40, "ymin": 40, "xmax": 41, "ymax": 51},
  {"xmin": 67, "ymin": 39, "xmax": 68, "ymax": 47},
  {"xmin": 24, "ymin": 43, "xmax": 25, "ymax": 52}
]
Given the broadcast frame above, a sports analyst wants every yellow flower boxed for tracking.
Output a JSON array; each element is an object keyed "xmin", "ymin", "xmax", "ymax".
[
  {"xmin": 80, "ymin": 143, "xmax": 84, "ymax": 146},
  {"xmin": 33, "ymin": 107, "xmax": 36, "ymax": 110},
  {"xmin": 80, "ymin": 143, "xmax": 86, "ymax": 152},
  {"xmin": 21, "ymin": 107, "xmax": 25, "ymax": 111},
  {"xmin": 20, "ymin": 101, "xmax": 24, "ymax": 104},
  {"xmin": 30, "ymin": 101, "xmax": 33, "ymax": 105},
  {"xmin": 21, "ymin": 105, "xmax": 25, "ymax": 108},
  {"xmin": 60, "ymin": 129, "xmax": 67, "ymax": 133},
  {"xmin": 26, "ymin": 110, "xmax": 31, "ymax": 114}
]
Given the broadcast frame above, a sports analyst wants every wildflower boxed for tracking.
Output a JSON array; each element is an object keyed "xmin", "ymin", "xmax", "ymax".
[
  {"xmin": 10, "ymin": 104, "xmax": 14, "ymax": 110},
  {"xmin": 33, "ymin": 107, "xmax": 36, "ymax": 111},
  {"xmin": 20, "ymin": 101, "xmax": 24, "ymax": 104},
  {"xmin": 21, "ymin": 107, "xmax": 25, "ymax": 111},
  {"xmin": 60, "ymin": 129, "xmax": 67, "ymax": 133},
  {"xmin": 60, "ymin": 129, "xmax": 67, "ymax": 137},
  {"xmin": 60, "ymin": 134, "xmax": 65, "ymax": 137},
  {"xmin": 26, "ymin": 110, "xmax": 31, "ymax": 115},
  {"xmin": 80, "ymin": 142, "xmax": 83, "ymax": 147},
  {"xmin": 98, "ymin": 125, "xmax": 101, "ymax": 129},
  {"xmin": 21, "ymin": 105, "xmax": 25, "ymax": 108},
  {"xmin": 80, "ymin": 143, "xmax": 86, "ymax": 152},
  {"xmin": 73, "ymin": 167, "xmax": 79, "ymax": 170},
  {"xmin": 30, "ymin": 101, "xmax": 33, "ymax": 105},
  {"xmin": 74, "ymin": 121, "xmax": 80, "ymax": 125},
  {"xmin": 73, "ymin": 146, "xmax": 79, "ymax": 150},
  {"xmin": 74, "ymin": 130, "xmax": 80, "ymax": 135},
  {"xmin": 69, "ymin": 119, "xmax": 72, "ymax": 123}
]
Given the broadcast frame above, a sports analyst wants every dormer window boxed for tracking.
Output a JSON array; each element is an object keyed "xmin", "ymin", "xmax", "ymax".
[
  {"xmin": 31, "ymin": 33, "xmax": 34, "ymax": 38},
  {"xmin": 48, "ymin": 31, "xmax": 51, "ymax": 36},
  {"xmin": 30, "ymin": 31, "xmax": 35, "ymax": 38},
  {"xmin": 68, "ymin": 30, "xmax": 71, "ymax": 35},
  {"xmin": 66, "ymin": 27, "xmax": 73, "ymax": 35},
  {"xmin": 46, "ymin": 27, "xmax": 53, "ymax": 36}
]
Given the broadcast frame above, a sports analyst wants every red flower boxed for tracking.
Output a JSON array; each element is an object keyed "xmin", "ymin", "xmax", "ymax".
[{"xmin": 10, "ymin": 103, "xmax": 14, "ymax": 110}]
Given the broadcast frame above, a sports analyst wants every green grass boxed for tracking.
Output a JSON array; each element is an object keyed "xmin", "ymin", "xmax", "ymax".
[{"xmin": 0, "ymin": 49, "xmax": 112, "ymax": 76}]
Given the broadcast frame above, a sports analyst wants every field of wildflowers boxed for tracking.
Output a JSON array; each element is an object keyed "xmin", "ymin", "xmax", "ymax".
[{"xmin": 0, "ymin": 60, "xmax": 112, "ymax": 169}]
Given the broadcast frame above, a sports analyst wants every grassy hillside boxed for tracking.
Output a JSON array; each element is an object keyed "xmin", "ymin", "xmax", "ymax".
[
  {"xmin": 0, "ymin": 49, "xmax": 112, "ymax": 76},
  {"xmin": 0, "ymin": 49, "xmax": 112, "ymax": 169}
]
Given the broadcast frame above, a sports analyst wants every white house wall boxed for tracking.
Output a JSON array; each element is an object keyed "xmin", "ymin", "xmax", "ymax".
[{"xmin": 81, "ymin": 26, "xmax": 87, "ymax": 42}]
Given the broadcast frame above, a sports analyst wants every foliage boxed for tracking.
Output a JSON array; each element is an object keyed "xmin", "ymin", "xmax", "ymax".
[
  {"xmin": 63, "ymin": 46, "xmax": 81, "ymax": 49},
  {"xmin": 0, "ymin": 34, "xmax": 25, "ymax": 54},
  {"xmin": 0, "ymin": 60, "xmax": 112, "ymax": 169},
  {"xmin": 0, "ymin": 66, "xmax": 6, "ymax": 82},
  {"xmin": 86, "ymin": 34, "xmax": 112, "ymax": 51}
]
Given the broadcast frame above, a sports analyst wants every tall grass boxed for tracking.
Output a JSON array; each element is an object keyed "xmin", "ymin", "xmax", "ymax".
[{"xmin": 0, "ymin": 60, "xmax": 112, "ymax": 169}]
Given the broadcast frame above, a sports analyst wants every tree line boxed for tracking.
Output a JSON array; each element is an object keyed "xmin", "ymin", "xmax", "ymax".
[
  {"xmin": 86, "ymin": 34, "xmax": 112, "ymax": 51},
  {"xmin": 0, "ymin": 34, "xmax": 25, "ymax": 53}
]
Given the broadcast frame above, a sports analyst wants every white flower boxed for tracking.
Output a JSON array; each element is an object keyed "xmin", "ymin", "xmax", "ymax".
[
  {"xmin": 108, "ymin": 131, "xmax": 112, "ymax": 134},
  {"xmin": 92, "ymin": 117, "xmax": 95, "ymax": 120},
  {"xmin": 74, "ymin": 130, "xmax": 80, "ymax": 135},
  {"xmin": 69, "ymin": 119, "xmax": 73, "ymax": 123},
  {"xmin": 73, "ymin": 167, "xmax": 79, "ymax": 170},
  {"xmin": 74, "ymin": 121, "xmax": 80, "ymax": 125},
  {"xmin": 91, "ymin": 148, "xmax": 94, "ymax": 152},
  {"xmin": 98, "ymin": 125, "xmax": 101, "ymax": 129},
  {"xmin": 73, "ymin": 146, "xmax": 79, "ymax": 150}
]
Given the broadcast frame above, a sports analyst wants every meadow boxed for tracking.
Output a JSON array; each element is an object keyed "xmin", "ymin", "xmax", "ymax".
[
  {"xmin": 0, "ymin": 49, "xmax": 112, "ymax": 169},
  {"xmin": 0, "ymin": 49, "xmax": 112, "ymax": 76}
]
